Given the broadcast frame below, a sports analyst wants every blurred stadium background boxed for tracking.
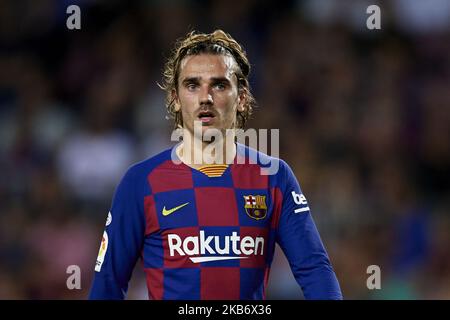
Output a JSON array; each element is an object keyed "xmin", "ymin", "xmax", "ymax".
[{"xmin": 0, "ymin": 0, "xmax": 449, "ymax": 299}]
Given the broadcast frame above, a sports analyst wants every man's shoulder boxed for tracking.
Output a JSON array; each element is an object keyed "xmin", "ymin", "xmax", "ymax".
[
  {"xmin": 123, "ymin": 146, "xmax": 174, "ymax": 180},
  {"xmin": 236, "ymin": 143, "xmax": 290, "ymax": 176},
  {"xmin": 236, "ymin": 143, "xmax": 279, "ymax": 165}
]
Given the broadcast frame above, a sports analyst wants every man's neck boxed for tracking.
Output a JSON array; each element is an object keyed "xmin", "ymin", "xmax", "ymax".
[{"xmin": 176, "ymin": 132, "xmax": 236, "ymax": 169}]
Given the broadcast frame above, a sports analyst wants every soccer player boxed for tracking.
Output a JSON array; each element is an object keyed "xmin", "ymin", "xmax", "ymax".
[{"xmin": 89, "ymin": 30, "xmax": 343, "ymax": 300}]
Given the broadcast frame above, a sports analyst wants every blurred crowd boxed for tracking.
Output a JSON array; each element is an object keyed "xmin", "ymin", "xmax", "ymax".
[{"xmin": 0, "ymin": 0, "xmax": 449, "ymax": 299}]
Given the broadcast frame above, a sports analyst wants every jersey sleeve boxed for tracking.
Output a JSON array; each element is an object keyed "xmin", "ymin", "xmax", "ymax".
[
  {"xmin": 275, "ymin": 160, "xmax": 343, "ymax": 300},
  {"xmin": 89, "ymin": 167, "xmax": 145, "ymax": 300}
]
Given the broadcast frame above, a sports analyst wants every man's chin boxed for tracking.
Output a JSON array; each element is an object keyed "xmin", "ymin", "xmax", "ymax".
[{"xmin": 183, "ymin": 120, "xmax": 235, "ymax": 139}]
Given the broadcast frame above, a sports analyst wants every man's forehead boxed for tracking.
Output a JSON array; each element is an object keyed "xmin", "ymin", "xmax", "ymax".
[{"xmin": 179, "ymin": 54, "xmax": 237, "ymax": 80}]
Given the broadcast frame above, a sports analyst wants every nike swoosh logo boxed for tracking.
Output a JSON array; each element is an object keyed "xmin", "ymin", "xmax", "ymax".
[{"xmin": 162, "ymin": 202, "xmax": 189, "ymax": 216}]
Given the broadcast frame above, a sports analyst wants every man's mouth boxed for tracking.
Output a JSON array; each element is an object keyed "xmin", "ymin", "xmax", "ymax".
[{"xmin": 198, "ymin": 111, "xmax": 216, "ymax": 123}]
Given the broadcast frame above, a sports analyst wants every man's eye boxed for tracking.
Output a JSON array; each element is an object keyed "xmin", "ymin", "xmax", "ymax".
[
  {"xmin": 186, "ymin": 83, "xmax": 197, "ymax": 90},
  {"xmin": 214, "ymin": 83, "xmax": 226, "ymax": 90}
]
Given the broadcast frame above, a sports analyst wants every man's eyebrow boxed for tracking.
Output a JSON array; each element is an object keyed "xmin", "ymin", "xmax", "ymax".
[
  {"xmin": 181, "ymin": 77, "xmax": 231, "ymax": 84},
  {"xmin": 210, "ymin": 77, "xmax": 231, "ymax": 83},
  {"xmin": 181, "ymin": 77, "xmax": 200, "ymax": 84}
]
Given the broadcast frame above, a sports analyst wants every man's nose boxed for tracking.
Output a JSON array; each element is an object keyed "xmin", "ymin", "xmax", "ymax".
[{"xmin": 199, "ymin": 85, "xmax": 213, "ymax": 106}]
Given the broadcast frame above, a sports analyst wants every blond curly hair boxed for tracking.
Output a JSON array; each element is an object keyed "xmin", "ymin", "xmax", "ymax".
[{"xmin": 160, "ymin": 30, "xmax": 256, "ymax": 129}]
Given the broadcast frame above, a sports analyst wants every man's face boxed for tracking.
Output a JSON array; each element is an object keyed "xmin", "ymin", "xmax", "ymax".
[{"xmin": 174, "ymin": 53, "xmax": 244, "ymax": 136}]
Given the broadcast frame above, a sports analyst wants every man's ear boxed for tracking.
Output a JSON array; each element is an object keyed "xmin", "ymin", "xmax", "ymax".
[
  {"xmin": 237, "ymin": 89, "xmax": 246, "ymax": 113},
  {"xmin": 172, "ymin": 89, "xmax": 181, "ymax": 112}
]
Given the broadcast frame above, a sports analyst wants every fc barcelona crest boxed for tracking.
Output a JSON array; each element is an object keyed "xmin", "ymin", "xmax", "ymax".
[{"xmin": 244, "ymin": 195, "xmax": 267, "ymax": 220}]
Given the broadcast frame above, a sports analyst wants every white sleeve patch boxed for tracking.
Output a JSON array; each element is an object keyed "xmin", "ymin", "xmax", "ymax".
[
  {"xmin": 95, "ymin": 231, "xmax": 108, "ymax": 272},
  {"xmin": 291, "ymin": 190, "xmax": 310, "ymax": 213},
  {"xmin": 106, "ymin": 211, "xmax": 112, "ymax": 226}
]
